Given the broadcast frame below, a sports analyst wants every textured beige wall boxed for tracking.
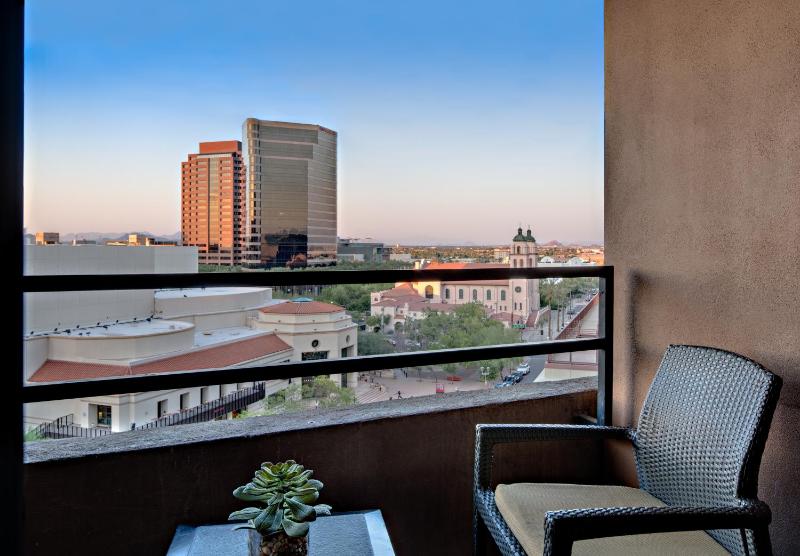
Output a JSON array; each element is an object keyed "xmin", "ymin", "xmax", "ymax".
[{"xmin": 605, "ymin": 1, "xmax": 800, "ymax": 552}]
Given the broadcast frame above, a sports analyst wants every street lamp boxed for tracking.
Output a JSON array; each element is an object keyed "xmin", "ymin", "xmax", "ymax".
[{"xmin": 481, "ymin": 366, "xmax": 490, "ymax": 387}]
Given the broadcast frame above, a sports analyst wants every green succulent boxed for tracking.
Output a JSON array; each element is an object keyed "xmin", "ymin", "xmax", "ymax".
[{"xmin": 229, "ymin": 460, "xmax": 332, "ymax": 538}]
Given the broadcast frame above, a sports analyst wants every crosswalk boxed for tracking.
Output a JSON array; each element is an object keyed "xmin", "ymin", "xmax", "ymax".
[{"xmin": 356, "ymin": 386, "xmax": 387, "ymax": 404}]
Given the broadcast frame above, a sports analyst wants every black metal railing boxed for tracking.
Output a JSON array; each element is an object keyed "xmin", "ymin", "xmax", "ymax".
[
  {"xmin": 35, "ymin": 414, "xmax": 112, "ymax": 439},
  {"xmin": 138, "ymin": 382, "xmax": 266, "ymax": 429},
  {"xmin": 20, "ymin": 265, "xmax": 613, "ymax": 425},
  {"xmin": 32, "ymin": 383, "xmax": 267, "ymax": 438}
]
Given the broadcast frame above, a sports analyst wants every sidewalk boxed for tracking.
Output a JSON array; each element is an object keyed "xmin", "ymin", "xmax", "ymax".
[{"xmin": 355, "ymin": 373, "xmax": 491, "ymax": 404}]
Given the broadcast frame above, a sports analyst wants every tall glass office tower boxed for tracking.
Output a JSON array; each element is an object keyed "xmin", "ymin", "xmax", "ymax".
[{"xmin": 242, "ymin": 119, "xmax": 337, "ymax": 268}]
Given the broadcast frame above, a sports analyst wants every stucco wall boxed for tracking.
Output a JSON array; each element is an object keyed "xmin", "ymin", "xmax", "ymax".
[{"xmin": 605, "ymin": 1, "xmax": 800, "ymax": 552}]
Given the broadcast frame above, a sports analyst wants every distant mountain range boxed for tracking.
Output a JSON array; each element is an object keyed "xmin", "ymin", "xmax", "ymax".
[{"xmin": 27, "ymin": 231, "xmax": 601, "ymax": 248}]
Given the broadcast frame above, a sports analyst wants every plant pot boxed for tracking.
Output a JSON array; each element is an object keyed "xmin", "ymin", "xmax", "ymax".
[{"xmin": 255, "ymin": 532, "xmax": 307, "ymax": 556}]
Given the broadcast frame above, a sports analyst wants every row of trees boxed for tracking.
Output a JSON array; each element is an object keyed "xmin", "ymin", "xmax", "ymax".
[
  {"xmin": 539, "ymin": 277, "xmax": 598, "ymax": 310},
  {"xmin": 402, "ymin": 303, "xmax": 522, "ymax": 380}
]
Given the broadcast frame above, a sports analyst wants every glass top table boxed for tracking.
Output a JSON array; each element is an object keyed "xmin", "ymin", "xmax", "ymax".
[{"xmin": 167, "ymin": 510, "xmax": 395, "ymax": 556}]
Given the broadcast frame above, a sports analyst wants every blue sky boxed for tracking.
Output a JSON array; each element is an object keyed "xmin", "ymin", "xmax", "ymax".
[{"xmin": 24, "ymin": 0, "xmax": 603, "ymax": 245}]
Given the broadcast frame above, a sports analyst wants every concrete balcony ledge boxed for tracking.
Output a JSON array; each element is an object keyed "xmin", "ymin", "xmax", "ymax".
[
  {"xmin": 24, "ymin": 377, "xmax": 596, "ymax": 464},
  {"xmin": 24, "ymin": 378, "xmax": 598, "ymax": 555}
]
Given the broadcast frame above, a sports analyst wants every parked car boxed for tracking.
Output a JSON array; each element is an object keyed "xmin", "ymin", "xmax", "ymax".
[
  {"xmin": 494, "ymin": 382, "xmax": 510, "ymax": 389},
  {"xmin": 510, "ymin": 372, "xmax": 524, "ymax": 383},
  {"xmin": 516, "ymin": 362, "xmax": 530, "ymax": 375}
]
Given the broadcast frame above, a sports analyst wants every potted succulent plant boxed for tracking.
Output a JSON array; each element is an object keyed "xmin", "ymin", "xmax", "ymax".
[{"xmin": 229, "ymin": 460, "xmax": 331, "ymax": 556}]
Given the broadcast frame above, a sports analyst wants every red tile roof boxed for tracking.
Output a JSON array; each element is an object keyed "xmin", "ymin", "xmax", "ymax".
[
  {"xmin": 28, "ymin": 333, "xmax": 292, "ymax": 383},
  {"xmin": 260, "ymin": 300, "xmax": 344, "ymax": 315},
  {"xmin": 421, "ymin": 261, "xmax": 467, "ymax": 270},
  {"xmin": 417, "ymin": 262, "xmax": 510, "ymax": 285},
  {"xmin": 465, "ymin": 263, "xmax": 509, "ymax": 269},
  {"xmin": 444, "ymin": 279, "xmax": 509, "ymax": 286},
  {"xmin": 383, "ymin": 284, "xmax": 422, "ymax": 297},
  {"xmin": 421, "ymin": 262, "xmax": 509, "ymax": 270}
]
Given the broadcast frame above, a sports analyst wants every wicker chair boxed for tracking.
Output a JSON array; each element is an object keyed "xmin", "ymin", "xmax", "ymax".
[{"xmin": 474, "ymin": 345, "xmax": 782, "ymax": 556}]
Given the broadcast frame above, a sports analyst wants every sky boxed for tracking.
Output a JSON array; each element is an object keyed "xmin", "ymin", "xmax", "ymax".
[{"xmin": 23, "ymin": 0, "xmax": 603, "ymax": 245}]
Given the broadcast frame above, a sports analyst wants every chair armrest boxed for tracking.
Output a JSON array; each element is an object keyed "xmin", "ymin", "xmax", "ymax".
[
  {"xmin": 474, "ymin": 424, "xmax": 633, "ymax": 490},
  {"xmin": 543, "ymin": 500, "xmax": 772, "ymax": 556}
]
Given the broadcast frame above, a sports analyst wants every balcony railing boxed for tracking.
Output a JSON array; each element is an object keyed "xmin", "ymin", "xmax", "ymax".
[
  {"xmin": 20, "ymin": 265, "xmax": 613, "ymax": 424},
  {"xmin": 33, "ymin": 383, "xmax": 267, "ymax": 438},
  {"xmin": 34, "ymin": 413, "xmax": 112, "ymax": 439}
]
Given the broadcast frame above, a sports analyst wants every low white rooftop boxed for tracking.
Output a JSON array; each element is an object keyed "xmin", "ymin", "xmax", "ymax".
[
  {"xmin": 38, "ymin": 319, "xmax": 192, "ymax": 339},
  {"xmin": 155, "ymin": 287, "xmax": 269, "ymax": 299},
  {"xmin": 193, "ymin": 326, "xmax": 266, "ymax": 348}
]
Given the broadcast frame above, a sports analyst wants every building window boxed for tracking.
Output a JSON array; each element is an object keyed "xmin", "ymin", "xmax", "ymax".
[
  {"xmin": 458, "ymin": 289, "xmax": 464, "ymax": 300},
  {"xmin": 516, "ymin": 246, "xmax": 521, "ymax": 254},
  {"xmin": 486, "ymin": 290, "xmax": 492, "ymax": 300},
  {"xmin": 180, "ymin": 392, "xmax": 190, "ymax": 411},
  {"xmin": 472, "ymin": 289, "xmax": 478, "ymax": 300},
  {"xmin": 157, "ymin": 399, "xmax": 168, "ymax": 418},
  {"xmin": 424, "ymin": 285, "xmax": 434, "ymax": 299},
  {"xmin": 445, "ymin": 288, "xmax": 450, "ymax": 299},
  {"xmin": 500, "ymin": 290, "xmax": 507, "ymax": 301},
  {"xmin": 96, "ymin": 405, "xmax": 111, "ymax": 427},
  {"xmin": 302, "ymin": 351, "xmax": 329, "ymax": 361},
  {"xmin": 200, "ymin": 387, "xmax": 209, "ymax": 404}
]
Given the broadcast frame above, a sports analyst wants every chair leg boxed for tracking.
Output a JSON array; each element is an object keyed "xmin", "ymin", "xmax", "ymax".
[
  {"xmin": 751, "ymin": 526, "xmax": 773, "ymax": 556},
  {"xmin": 473, "ymin": 508, "xmax": 489, "ymax": 556}
]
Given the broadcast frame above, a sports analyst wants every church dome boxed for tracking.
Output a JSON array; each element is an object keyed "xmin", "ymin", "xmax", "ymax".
[
  {"xmin": 512, "ymin": 227, "xmax": 527, "ymax": 242},
  {"xmin": 525, "ymin": 228, "xmax": 536, "ymax": 243}
]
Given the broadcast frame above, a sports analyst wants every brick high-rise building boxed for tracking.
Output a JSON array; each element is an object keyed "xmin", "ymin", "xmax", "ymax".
[
  {"xmin": 242, "ymin": 119, "xmax": 337, "ymax": 268},
  {"xmin": 181, "ymin": 141, "xmax": 245, "ymax": 266}
]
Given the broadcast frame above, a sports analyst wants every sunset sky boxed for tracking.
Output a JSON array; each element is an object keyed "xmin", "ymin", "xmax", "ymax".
[{"xmin": 23, "ymin": 0, "xmax": 603, "ymax": 245}]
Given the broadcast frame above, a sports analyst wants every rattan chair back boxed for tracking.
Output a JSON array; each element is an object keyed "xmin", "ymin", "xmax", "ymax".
[{"xmin": 634, "ymin": 345, "xmax": 782, "ymax": 553}]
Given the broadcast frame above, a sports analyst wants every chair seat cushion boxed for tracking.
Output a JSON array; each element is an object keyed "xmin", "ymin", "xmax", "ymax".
[{"xmin": 494, "ymin": 483, "xmax": 729, "ymax": 555}]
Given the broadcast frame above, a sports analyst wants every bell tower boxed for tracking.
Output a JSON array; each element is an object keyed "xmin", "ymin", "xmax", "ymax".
[{"xmin": 509, "ymin": 227, "xmax": 540, "ymax": 326}]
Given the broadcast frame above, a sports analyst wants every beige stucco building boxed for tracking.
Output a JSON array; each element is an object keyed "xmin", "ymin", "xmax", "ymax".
[
  {"xmin": 371, "ymin": 227, "xmax": 541, "ymax": 330},
  {"xmin": 255, "ymin": 300, "xmax": 358, "ymax": 388},
  {"xmin": 23, "ymin": 245, "xmax": 358, "ymax": 434}
]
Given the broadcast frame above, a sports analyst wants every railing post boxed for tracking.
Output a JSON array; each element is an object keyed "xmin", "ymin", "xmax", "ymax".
[{"xmin": 597, "ymin": 267, "xmax": 614, "ymax": 426}]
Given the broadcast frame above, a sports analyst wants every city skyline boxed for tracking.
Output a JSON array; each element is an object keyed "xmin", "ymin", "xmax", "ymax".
[{"xmin": 22, "ymin": 0, "xmax": 603, "ymax": 245}]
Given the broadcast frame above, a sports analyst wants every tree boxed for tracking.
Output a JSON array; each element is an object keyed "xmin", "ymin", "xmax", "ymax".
[
  {"xmin": 358, "ymin": 332, "xmax": 394, "ymax": 355},
  {"xmin": 414, "ymin": 303, "xmax": 522, "ymax": 375},
  {"xmin": 302, "ymin": 376, "xmax": 355, "ymax": 408},
  {"xmin": 317, "ymin": 283, "xmax": 375, "ymax": 314},
  {"xmin": 540, "ymin": 277, "xmax": 599, "ymax": 309},
  {"xmin": 365, "ymin": 315, "xmax": 383, "ymax": 331},
  {"xmin": 24, "ymin": 428, "xmax": 45, "ymax": 442}
]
